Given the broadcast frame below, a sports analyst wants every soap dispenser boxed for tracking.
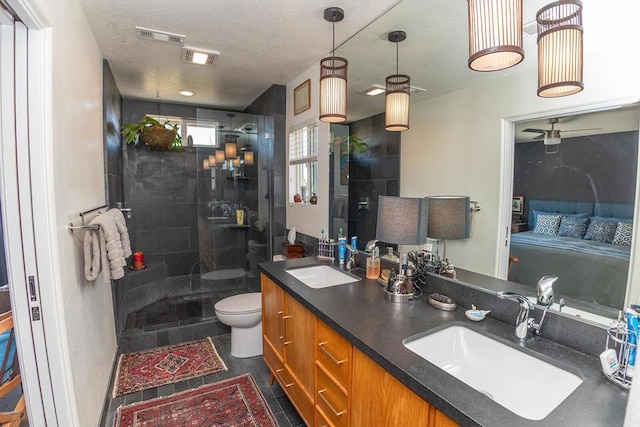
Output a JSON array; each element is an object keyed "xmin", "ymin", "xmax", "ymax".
[{"xmin": 366, "ymin": 247, "xmax": 380, "ymax": 279}]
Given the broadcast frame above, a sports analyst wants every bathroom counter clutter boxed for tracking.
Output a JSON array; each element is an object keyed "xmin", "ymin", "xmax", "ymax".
[{"xmin": 258, "ymin": 257, "xmax": 629, "ymax": 427}]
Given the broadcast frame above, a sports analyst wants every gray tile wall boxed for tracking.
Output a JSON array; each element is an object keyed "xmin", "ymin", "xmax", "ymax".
[
  {"xmin": 348, "ymin": 113, "xmax": 401, "ymax": 249},
  {"xmin": 103, "ymin": 61, "xmax": 123, "ymax": 207}
]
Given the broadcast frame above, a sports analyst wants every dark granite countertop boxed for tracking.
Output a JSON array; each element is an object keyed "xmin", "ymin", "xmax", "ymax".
[{"xmin": 259, "ymin": 257, "xmax": 629, "ymax": 427}]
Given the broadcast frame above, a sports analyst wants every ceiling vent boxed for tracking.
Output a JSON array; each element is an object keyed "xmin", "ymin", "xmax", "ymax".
[
  {"xmin": 181, "ymin": 46, "xmax": 220, "ymax": 66},
  {"xmin": 135, "ymin": 26, "xmax": 185, "ymax": 44}
]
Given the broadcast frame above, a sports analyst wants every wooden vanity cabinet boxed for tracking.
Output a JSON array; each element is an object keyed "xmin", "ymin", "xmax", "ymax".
[
  {"xmin": 261, "ymin": 274, "xmax": 315, "ymax": 425},
  {"xmin": 261, "ymin": 274, "xmax": 458, "ymax": 427}
]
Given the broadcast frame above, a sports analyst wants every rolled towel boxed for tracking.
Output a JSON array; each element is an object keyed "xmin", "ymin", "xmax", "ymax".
[
  {"xmin": 83, "ymin": 229, "xmax": 101, "ymax": 281},
  {"xmin": 90, "ymin": 214, "xmax": 125, "ymax": 280},
  {"xmin": 107, "ymin": 208, "xmax": 132, "ymax": 259}
]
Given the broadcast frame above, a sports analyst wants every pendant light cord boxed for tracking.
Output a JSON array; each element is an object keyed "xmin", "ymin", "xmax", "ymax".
[
  {"xmin": 332, "ymin": 18, "xmax": 336, "ymax": 56},
  {"xmin": 396, "ymin": 41, "xmax": 399, "ymax": 75}
]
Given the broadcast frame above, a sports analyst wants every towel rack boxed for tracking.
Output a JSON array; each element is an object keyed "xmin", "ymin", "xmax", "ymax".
[{"xmin": 67, "ymin": 204, "xmax": 131, "ymax": 234}]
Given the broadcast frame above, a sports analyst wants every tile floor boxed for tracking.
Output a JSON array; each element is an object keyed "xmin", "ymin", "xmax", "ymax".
[{"xmin": 102, "ymin": 333, "xmax": 304, "ymax": 427}]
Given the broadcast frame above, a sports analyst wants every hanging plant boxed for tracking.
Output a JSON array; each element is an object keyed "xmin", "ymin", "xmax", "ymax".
[{"xmin": 121, "ymin": 116, "xmax": 183, "ymax": 151}]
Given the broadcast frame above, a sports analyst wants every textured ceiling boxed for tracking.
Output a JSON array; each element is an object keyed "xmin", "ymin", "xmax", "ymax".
[
  {"xmin": 79, "ymin": 0, "xmax": 618, "ymax": 123},
  {"xmin": 78, "ymin": 0, "xmax": 402, "ymax": 110}
]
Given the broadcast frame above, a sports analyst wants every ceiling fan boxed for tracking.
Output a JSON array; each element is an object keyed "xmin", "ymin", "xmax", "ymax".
[{"xmin": 522, "ymin": 118, "xmax": 602, "ymax": 154}]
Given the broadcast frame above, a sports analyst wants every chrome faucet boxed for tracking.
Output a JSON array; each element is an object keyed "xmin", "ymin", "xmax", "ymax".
[
  {"xmin": 498, "ymin": 292, "xmax": 534, "ymax": 341},
  {"xmin": 498, "ymin": 275, "xmax": 557, "ymax": 341},
  {"xmin": 333, "ymin": 242, "xmax": 358, "ymax": 269}
]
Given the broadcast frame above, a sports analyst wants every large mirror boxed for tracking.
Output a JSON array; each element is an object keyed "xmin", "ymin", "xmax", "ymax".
[
  {"xmin": 328, "ymin": 0, "xmax": 640, "ymax": 323},
  {"xmin": 509, "ymin": 105, "xmax": 639, "ymax": 320}
]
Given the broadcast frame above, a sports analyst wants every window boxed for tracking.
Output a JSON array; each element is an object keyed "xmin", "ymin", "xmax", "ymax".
[
  {"xmin": 185, "ymin": 119, "xmax": 218, "ymax": 147},
  {"xmin": 289, "ymin": 124, "xmax": 318, "ymax": 203}
]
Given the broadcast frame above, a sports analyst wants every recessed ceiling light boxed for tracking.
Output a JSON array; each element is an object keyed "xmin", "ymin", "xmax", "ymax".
[
  {"xmin": 181, "ymin": 46, "xmax": 220, "ymax": 66},
  {"xmin": 179, "ymin": 90, "xmax": 194, "ymax": 97},
  {"xmin": 358, "ymin": 84, "xmax": 386, "ymax": 96}
]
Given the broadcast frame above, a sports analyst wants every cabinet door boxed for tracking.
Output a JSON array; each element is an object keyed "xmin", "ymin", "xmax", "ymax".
[
  {"xmin": 261, "ymin": 274, "xmax": 284, "ymax": 358},
  {"xmin": 352, "ymin": 347, "xmax": 431, "ymax": 427},
  {"xmin": 284, "ymin": 293, "xmax": 316, "ymax": 398}
]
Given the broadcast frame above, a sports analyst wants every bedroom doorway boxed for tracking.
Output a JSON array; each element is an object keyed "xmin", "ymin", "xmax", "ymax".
[{"xmin": 502, "ymin": 103, "xmax": 640, "ymax": 320}]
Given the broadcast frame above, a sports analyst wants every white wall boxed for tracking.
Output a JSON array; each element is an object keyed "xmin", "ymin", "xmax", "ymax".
[
  {"xmin": 30, "ymin": 0, "xmax": 117, "ymax": 425},
  {"xmin": 401, "ymin": 1, "xmax": 640, "ymax": 281},
  {"xmin": 286, "ymin": 62, "xmax": 330, "ymax": 239}
]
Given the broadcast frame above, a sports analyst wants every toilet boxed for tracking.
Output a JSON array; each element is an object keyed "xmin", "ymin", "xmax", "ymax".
[{"xmin": 214, "ymin": 292, "xmax": 262, "ymax": 358}]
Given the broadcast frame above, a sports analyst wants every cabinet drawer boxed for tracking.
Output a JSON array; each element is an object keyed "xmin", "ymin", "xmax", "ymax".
[
  {"xmin": 263, "ymin": 336, "xmax": 283, "ymax": 374},
  {"xmin": 316, "ymin": 365, "xmax": 348, "ymax": 427},
  {"xmin": 316, "ymin": 320, "xmax": 351, "ymax": 390},
  {"xmin": 317, "ymin": 408, "xmax": 334, "ymax": 427},
  {"xmin": 283, "ymin": 366, "xmax": 315, "ymax": 427}
]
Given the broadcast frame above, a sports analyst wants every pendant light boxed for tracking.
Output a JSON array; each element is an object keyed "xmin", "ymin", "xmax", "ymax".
[
  {"xmin": 243, "ymin": 150, "xmax": 254, "ymax": 166},
  {"xmin": 319, "ymin": 7, "xmax": 348, "ymax": 123},
  {"xmin": 232, "ymin": 157, "xmax": 241, "ymax": 168},
  {"xmin": 215, "ymin": 149, "xmax": 225, "ymax": 164},
  {"xmin": 467, "ymin": 0, "xmax": 524, "ymax": 72},
  {"xmin": 536, "ymin": 0, "xmax": 583, "ymax": 97},
  {"xmin": 224, "ymin": 113, "xmax": 237, "ymax": 159},
  {"xmin": 385, "ymin": 31, "xmax": 410, "ymax": 132},
  {"xmin": 203, "ymin": 158, "xmax": 210, "ymax": 170},
  {"xmin": 208, "ymin": 154, "xmax": 216, "ymax": 165}
]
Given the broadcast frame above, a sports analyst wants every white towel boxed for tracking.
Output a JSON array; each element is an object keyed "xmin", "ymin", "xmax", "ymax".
[
  {"xmin": 89, "ymin": 214, "xmax": 125, "ymax": 280},
  {"xmin": 624, "ymin": 373, "xmax": 640, "ymax": 426},
  {"xmin": 107, "ymin": 208, "xmax": 132, "ymax": 259},
  {"xmin": 83, "ymin": 229, "xmax": 101, "ymax": 281}
]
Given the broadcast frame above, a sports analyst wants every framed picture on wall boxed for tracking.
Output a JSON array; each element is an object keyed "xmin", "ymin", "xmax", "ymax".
[
  {"xmin": 293, "ymin": 79, "xmax": 311, "ymax": 115},
  {"xmin": 512, "ymin": 196, "xmax": 524, "ymax": 215}
]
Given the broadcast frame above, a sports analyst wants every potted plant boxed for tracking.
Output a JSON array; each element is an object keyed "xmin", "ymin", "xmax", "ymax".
[{"xmin": 121, "ymin": 116, "xmax": 183, "ymax": 151}]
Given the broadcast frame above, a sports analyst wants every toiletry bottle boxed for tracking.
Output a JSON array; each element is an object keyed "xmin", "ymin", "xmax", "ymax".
[
  {"xmin": 401, "ymin": 252, "xmax": 408, "ymax": 275},
  {"xmin": 387, "ymin": 269, "xmax": 396, "ymax": 293},
  {"xmin": 366, "ymin": 247, "xmax": 380, "ymax": 279},
  {"xmin": 625, "ymin": 307, "xmax": 638, "ymax": 374},
  {"xmin": 338, "ymin": 228, "xmax": 347, "ymax": 264}
]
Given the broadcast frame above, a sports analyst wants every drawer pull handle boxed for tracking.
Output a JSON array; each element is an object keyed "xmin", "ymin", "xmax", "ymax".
[
  {"xmin": 274, "ymin": 369, "xmax": 294, "ymax": 388},
  {"xmin": 282, "ymin": 315, "xmax": 293, "ymax": 344},
  {"xmin": 318, "ymin": 389, "xmax": 346, "ymax": 416},
  {"xmin": 278, "ymin": 311, "xmax": 284, "ymax": 340},
  {"xmin": 318, "ymin": 342, "xmax": 345, "ymax": 365}
]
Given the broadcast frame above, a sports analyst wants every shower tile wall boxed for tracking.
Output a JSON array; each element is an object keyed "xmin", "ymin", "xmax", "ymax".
[
  {"xmin": 347, "ymin": 113, "xmax": 401, "ymax": 248},
  {"xmin": 103, "ymin": 61, "xmax": 124, "ymax": 207}
]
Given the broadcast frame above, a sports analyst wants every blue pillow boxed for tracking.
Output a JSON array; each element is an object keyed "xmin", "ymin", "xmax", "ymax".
[
  {"xmin": 584, "ymin": 219, "xmax": 618, "ymax": 243},
  {"xmin": 532, "ymin": 210, "xmax": 587, "ymax": 229},
  {"xmin": 533, "ymin": 214, "xmax": 562, "ymax": 236},
  {"xmin": 557, "ymin": 216, "xmax": 590, "ymax": 239},
  {"xmin": 612, "ymin": 222, "xmax": 633, "ymax": 246},
  {"xmin": 591, "ymin": 216, "xmax": 633, "ymax": 224}
]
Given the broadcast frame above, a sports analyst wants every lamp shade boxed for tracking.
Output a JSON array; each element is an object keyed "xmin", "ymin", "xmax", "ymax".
[
  {"xmin": 203, "ymin": 158, "xmax": 210, "ymax": 170},
  {"xmin": 468, "ymin": 0, "xmax": 524, "ymax": 72},
  {"xmin": 319, "ymin": 56, "xmax": 348, "ymax": 123},
  {"xmin": 243, "ymin": 150, "xmax": 254, "ymax": 165},
  {"xmin": 536, "ymin": 0, "xmax": 583, "ymax": 97},
  {"xmin": 232, "ymin": 157, "xmax": 241, "ymax": 167},
  {"xmin": 427, "ymin": 196, "xmax": 471, "ymax": 240},
  {"xmin": 385, "ymin": 74, "xmax": 410, "ymax": 131},
  {"xmin": 225, "ymin": 134, "xmax": 238, "ymax": 159},
  {"xmin": 209, "ymin": 154, "xmax": 216, "ymax": 165},
  {"xmin": 215, "ymin": 149, "xmax": 226, "ymax": 164},
  {"xmin": 376, "ymin": 196, "xmax": 429, "ymax": 245}
]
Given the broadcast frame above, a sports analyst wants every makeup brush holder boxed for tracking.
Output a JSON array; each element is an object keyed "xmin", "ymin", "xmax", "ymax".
[{"xmin": 385, "ymin": 276, "xmax": 415, "ymax": 303}]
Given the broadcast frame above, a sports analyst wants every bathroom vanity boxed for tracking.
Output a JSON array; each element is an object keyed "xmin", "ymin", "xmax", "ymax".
[{"xmin": 259, "ymin": 257, "xmax": 629, "ymax": 426}]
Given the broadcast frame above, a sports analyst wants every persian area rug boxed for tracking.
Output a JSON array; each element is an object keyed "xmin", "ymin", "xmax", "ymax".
[
  {"xmin": 113, "ymin": 373, "xmax": 277, "ymax": 427},
  {"xmin": 112, "ymin": 338, "xmax": 227, "ymax": 397}
]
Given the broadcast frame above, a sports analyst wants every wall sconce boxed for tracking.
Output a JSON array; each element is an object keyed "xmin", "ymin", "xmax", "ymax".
[
  {"xmin": 215, "ymin": 149, "xmax": 226, "ymax": 164},
  {"xmin": 319, "ymin": 7, "xmax": 348, "ymax": 123},
  {"xmin": 536, "ymin": 0, "xmax": 583, "ymax": 97},
  {"xmin": 427, "ymin": 196, "xmax": 471, "ymax": 262},
  {"xmin": 385, "ymin": 31, "xmax": 410, "ymax": 132},
  {"xmin": 243, "ymin": 150, "xmax": 254, "ymax": 166},
  {"xmin": 467, "ymin": 0, "xmax": 524, "ymax": 72}
]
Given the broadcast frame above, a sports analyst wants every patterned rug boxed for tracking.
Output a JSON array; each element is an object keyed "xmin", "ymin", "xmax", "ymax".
[
  {"xmin": 113, "ymin": 373, "xmax": 277, "ymax": 427},
  {"xmin": 112, "ymin": 338, "xmax": 227, "ymax": 397}
]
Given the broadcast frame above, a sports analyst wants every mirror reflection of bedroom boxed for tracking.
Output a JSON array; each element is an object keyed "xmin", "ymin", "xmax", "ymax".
[{"xmin": 509, "ymin": 104, "xmax": 639, "ymax": 319}]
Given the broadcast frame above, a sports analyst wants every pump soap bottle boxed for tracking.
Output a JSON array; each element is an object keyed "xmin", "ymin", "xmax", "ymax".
[{"xmin": 367, "ymin": 247, "xmax": 380, "ymax": 279}]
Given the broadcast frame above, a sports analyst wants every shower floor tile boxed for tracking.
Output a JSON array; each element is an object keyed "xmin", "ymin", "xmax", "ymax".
[{"xmin": 124, "ymin": 293, "xmax": 216, "ymax": 332}]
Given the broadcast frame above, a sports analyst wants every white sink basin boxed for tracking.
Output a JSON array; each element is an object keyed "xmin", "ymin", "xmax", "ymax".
[
  {"xmin": 403, "ymin": 325, "xmax": 582, "ymax": 421},
  {"xmin": 285, "ymin": 265, "xmax": 360, "ymax": 289}
]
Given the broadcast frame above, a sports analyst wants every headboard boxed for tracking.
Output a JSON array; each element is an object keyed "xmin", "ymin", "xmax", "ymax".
[{"xmin": 527, "ymin": 200, "xmax": 593, "ymax": 230}]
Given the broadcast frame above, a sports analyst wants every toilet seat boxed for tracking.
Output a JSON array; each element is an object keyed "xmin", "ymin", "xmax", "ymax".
[{"xmin": 214, "ymin": 292, "xmax": 261, "ymax": 315}]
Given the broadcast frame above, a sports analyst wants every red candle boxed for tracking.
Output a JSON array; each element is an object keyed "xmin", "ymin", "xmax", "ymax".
[{"xmin": 133, "ymin": 252, "xmax": 144, "ymax": 269}]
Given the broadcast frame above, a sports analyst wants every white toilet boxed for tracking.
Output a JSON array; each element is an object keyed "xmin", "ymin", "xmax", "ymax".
[{"xmin": 214, "ymin": 292, "xmax": 262, "ymax": 358}]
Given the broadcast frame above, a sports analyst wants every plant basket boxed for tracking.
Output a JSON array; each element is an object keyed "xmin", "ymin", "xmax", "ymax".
[{"xmin": 140, "ymin": 126, "xmax": 176, "ymax": 151}]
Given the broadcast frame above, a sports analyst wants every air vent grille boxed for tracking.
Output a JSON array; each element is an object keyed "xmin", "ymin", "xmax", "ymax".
[{"xmin": 135, "ymin": 26, "xmax": 185, "ymax": 45}]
